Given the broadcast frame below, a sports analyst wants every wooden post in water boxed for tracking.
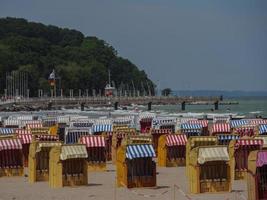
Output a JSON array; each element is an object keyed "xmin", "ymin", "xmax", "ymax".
[
  {"xmin": 81, "ymin": 102, "xmax": 85, "ymax": 111},
  {"xmin": 181, "ymin": 101, "xmax": 186, "ymax": 111},
  {"xmin": 148, "ymin": 102, "xmax": 152, "ymax": 111},
  {"xmin": 114, "ymin": 102, "xmax": 119, "ymax": 110},
  {"xmin": 214, "ymin": 100, "xmax": 219, "ymax": 110},
  {"xmin": 48, "ymin": 101, "xmax": 52, "ymax": 110}
]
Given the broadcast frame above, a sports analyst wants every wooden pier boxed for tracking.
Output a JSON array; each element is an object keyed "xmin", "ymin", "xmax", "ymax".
[{"xmin": 0, "ymin": 96, "xmax": 237, "ymax": 111}]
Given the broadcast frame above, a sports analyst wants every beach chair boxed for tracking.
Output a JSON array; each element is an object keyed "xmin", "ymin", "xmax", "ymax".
[
  {"xmin": 158, "ymin": 134, "xmax": 187, "ymax": 167},
  {"xmin": 247, "ymin": 150, "xmax": 267, "ymax": 200},
  {"xmin": 188, "ymin": 146, "xmax": 232, "ymax": 193},
  {"xmin": 49, "ymin": 144, "xmax": 88, "ymax": 188},
  {"xmin": 28, "ymin": 140, "xmax": 62, "ymax": 182},
  {"xmin": 117, "ymin": 143, "xmax": 156, "ymax": 188},
  {"xmin": 80, "ymin": 135, "xmax": 106, "ymax": 171},
  {"xmin": 229, "ymin": 138, "xmax": 263, "ymax": 180}
]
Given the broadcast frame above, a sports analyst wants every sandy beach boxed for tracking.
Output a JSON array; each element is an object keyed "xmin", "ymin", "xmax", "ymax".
[{"xmin": 0, "ymin": 162, "xmax": 247, "ymax": 200}]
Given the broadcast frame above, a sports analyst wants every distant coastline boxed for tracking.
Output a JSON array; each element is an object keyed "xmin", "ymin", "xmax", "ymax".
[{"xmin": 172, "ymin": 90, "xmax": 267, "ymax": 97}]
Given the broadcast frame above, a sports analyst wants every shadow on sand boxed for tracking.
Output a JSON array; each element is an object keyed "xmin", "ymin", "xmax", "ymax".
[{"xmin": 87, "ymin": 183, "xmax": 103, "ymax": 187}]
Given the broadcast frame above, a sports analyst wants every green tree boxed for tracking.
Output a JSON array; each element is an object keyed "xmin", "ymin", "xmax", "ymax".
[{"xmin": 0, "ymin": 17, "xmax": 154, "ymax": 96}]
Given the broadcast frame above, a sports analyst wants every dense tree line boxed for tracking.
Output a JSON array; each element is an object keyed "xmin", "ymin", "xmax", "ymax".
[{"xmin": 0, "ymin": 17, "xmax": 155, "ymax": 96}]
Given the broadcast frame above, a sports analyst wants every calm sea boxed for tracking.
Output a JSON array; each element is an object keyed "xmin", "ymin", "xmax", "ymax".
[{"xmin": 152, "ymin": 96, "xmax": 267, "ymax": 118}]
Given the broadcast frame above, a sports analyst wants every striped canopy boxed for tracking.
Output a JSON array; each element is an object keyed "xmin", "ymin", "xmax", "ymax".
[
  {"xmin": 198, "ymin": 146, "xmax": 229, "ymax": 164},
  {"xmin": 212, "ymin": 123, "xmax": 231, "ymax": 133},
  {"xmin": 115, "ymin": 132, "xmax": 133, "ymax": 139},
  {"xmin": 235, "ymin": 139, "xmax": 263, "ymax": 148},
  {"xmin": 259, "ymin": 124, "xmax": 267, "ymax": 134},
  {"xmin": 26, "ymin": 123, "xmax": 43, "ymax": 129},
  {"xmin": 71, "ymin": 122, "xmax": 94, "ymax": 128},
  {"xmin": 4, "ymin": 119, "xmax": 20, "ymax": 127},
  {"xmin": 16, "ymin": 115, "xmax": 34, "ymax": 120},
  {"xmin": 230, "ymin": 120, "xmax": 248, "ymax": 128},
  {"xmin": 126, "ymin": 144, "xmax": 156, "ymax": 160},
  {"xmin": 35, "ymin": 134, "xmax": 59, "ymax": 141},
  {"xmin": 0, "ymin": 139, "xmax": 22, "ymax": 150},
  {"xmin": 190, "ymin": 137, "xmax": 218, "ymax": 147},
  {"xmin": 80, "ymin": 135, "xmax": 105, "ymax": 147},
  {"xmin": 128, "ymin": 136, "xmax": 152, "ymax": 143},
  {"xmin": 179, "ymin": 118, "xmax": 198, "ymax": 124},
  {"xmin": 151, "ymin": 129, "xmax": 172, "ymax": 134},
  {"xmin": 60, "ymin": 145, "xmax": 88, "ymax": 160},
  {"xmin": 41, "ymin": 115, "xmax": 57, "ymax": 120},
  {"xmin": 38, "ymin": 142, "xmax": 61, "ymax": 148},
  {"xmin": 235, "ymin": 127, "xmax": 254, "ymax": 137},
  {"xmin": 69, "ymin": 115, "xmax": 89, "ymax": 122},
  {"xmin": 15, "ymin": 129, "xmax": 31, "ymax": 135},
  {"xmin": 217, "ymin": 134, "xmax": 239, "ymax": 142},
  {"xmin": 0, "ymin": 128, "xmax": 14, "ymax": 135},
  {"xmin": 113, "ymin": 116, "xmax": 134, "ymax": 125},
  {"xmin": 94, "ymin": 118, "xmax": 112, "ymax": 124},
  {"xmin": 152, "ymin": 117, "xmax": 176, "ymax": 127},
  {"xmin": 166, "ymin": 134, "xmax": 187, "ymax": 146},
  {"xmin": 247, "ymin": 119, "xmax": 267, "ymax": 125},
  {"xmin": 22, "ymin": 120, "xmax": 41, "ymax": 127},
  {"xmin": 57, "ymin": 116, "xmax": 71, "ymax": 124},
  {"xmin": 42, "ymin": 117, "xmax": 57, "ymax": 127},
  {"xmin": 65, "ymin": 128, "xmax": 91, "ymax": 144},
  {"xmin": 140, "ymin": 118, "xmax": 153, "ymax": 123},
  {"xmin": 181, "ymin": 123, "xmax": 202, "ymax": 130},
  {"xmin": 36, "ymin": 142, "xmax": 62, "ymax": 152},
  {"xmin": 181, "ymin": 123, "xmax": 202, "ymax": 135},
  {"xmin": 139, "ymin": 113, "xmax": 156, "ymax": 121},
  {"xmin": 92, "ymin": 124, "xmax": 112, "ymax": 133},
  {"xmin": 188, "ymin": 120, "xmax": 208, "ymax": 127},
  {"xmin": 213, "ymin": 116, "xmax": 230, "ymax": 123},
  {"xmin": 17, "ymin": 134, "xmax": 32, "ymax": 144}
]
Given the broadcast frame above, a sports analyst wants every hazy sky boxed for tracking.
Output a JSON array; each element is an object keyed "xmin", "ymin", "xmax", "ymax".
[{"xmin": 1, "ymin": 0, "xmax": 267, "ymax": 91}]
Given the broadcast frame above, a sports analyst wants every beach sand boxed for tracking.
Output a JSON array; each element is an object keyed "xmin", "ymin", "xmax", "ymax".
[{"xmin": 0, "ymin": 163, "xmax": 247, "ymax": 200}]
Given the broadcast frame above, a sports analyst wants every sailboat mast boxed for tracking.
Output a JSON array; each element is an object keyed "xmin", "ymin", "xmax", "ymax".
[{"xmin": 108, "ymin": 69, "xmax": 111, "ymax": 86}]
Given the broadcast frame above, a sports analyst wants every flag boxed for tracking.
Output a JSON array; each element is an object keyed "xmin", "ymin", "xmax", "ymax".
[
  {"xmin": 48, "ymin": 70, "xmax": 55, "ymax": 80},
  {"xmin": 48, "ymin": 69, "xmax": 56, "ymax": 86}
]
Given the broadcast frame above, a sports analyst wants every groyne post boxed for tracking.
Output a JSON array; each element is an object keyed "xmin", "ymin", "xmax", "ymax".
[
  {"xmin": 214, "ymin": 101, "xmax": 219, "ymax": 110},
  {"xmin": 181, "ymin": 101, "xmax": 186, "ymax": 111},
  {"xmin": 81, "ymin": 102, "xmax": 85, "ymax": 111},
  {"xmin": 48, "ymin": 101, "xmax": 52, "ymax": 110},
  {"xmin": 148, "ymin": 102, "xmax": 152, "ymax": 111},
  {"xmin": 114, "ymin": 102, "xmax": 119, "ymax": 110}
]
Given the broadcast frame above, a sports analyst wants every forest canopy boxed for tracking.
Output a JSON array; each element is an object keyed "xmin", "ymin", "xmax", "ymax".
[{"xmin": 0, "ymin": 17, "xmax": 155, "ymax": 96}]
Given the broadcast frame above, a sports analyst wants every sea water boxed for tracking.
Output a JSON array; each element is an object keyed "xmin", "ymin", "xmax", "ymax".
[
  {"xmin": 0, "ymin": 97, "xmax": 266, "ymax": 118},
  {"xmin": 152, "ymin": 96, "xmax": 267, "ymax": 118}
]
